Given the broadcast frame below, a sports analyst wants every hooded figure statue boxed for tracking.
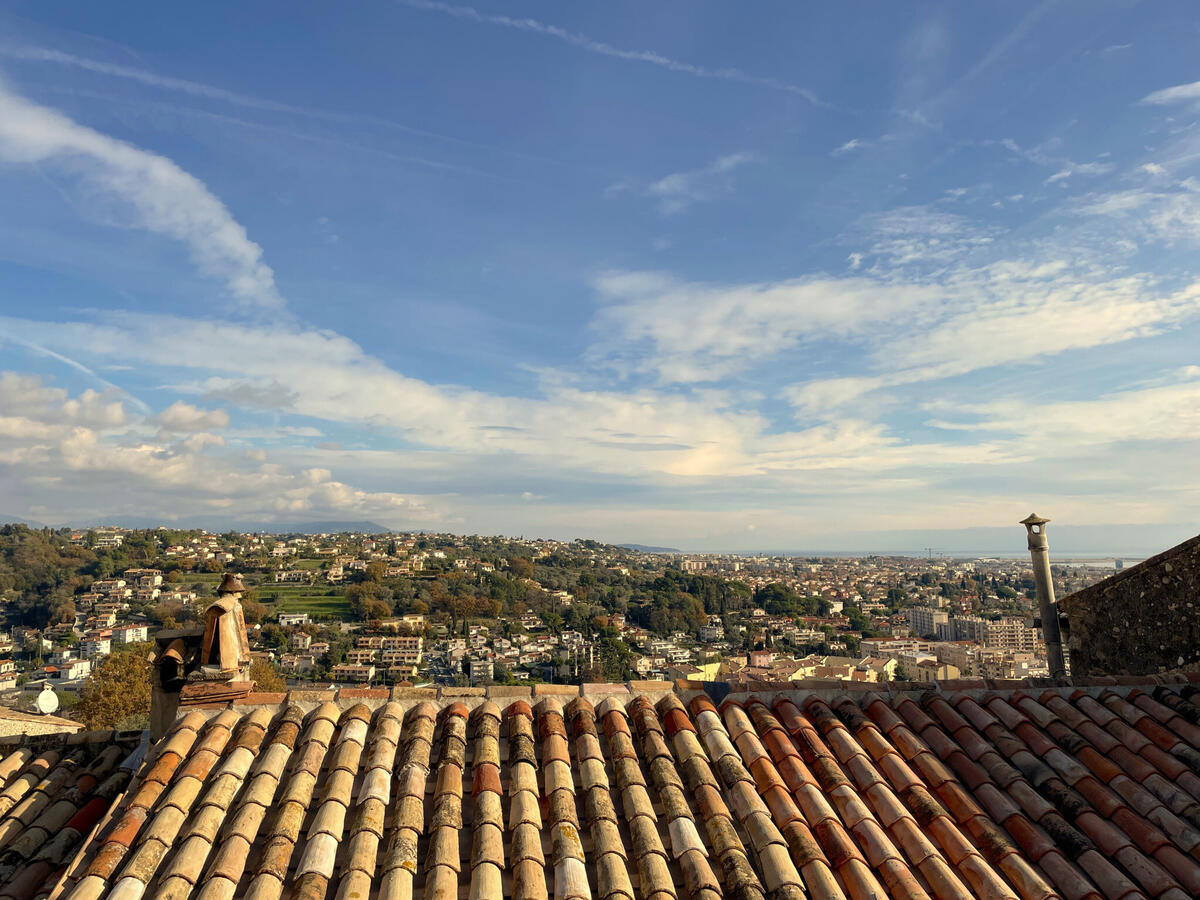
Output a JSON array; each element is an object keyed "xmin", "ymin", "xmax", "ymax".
[{"xmin": 200, "ymin": 572, "xmax": 252, "ymax": 676}]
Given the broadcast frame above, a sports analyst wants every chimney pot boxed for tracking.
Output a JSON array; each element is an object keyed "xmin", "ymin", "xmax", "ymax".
[{"xmin": 217, "ymin": 573, "xmax": 246, "ymax": 594}]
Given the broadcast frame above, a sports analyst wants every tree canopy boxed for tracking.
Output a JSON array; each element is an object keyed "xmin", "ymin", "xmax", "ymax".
[
  {"xmin": 250, "ymin": 658, "xmax": 286, "ymax": 692},
  {"xmin": 74, "ymin": 643, "xmax": 152, "ymax": 730}
]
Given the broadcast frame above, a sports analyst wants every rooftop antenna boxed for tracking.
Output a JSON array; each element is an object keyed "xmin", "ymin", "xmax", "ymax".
[{"xmin": 1020, "ymin": 513, "xmax": 1067, "ymax": 680}]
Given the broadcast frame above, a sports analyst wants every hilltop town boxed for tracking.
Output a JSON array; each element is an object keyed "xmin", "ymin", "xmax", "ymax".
[{"xmin": 0, "ymin": 522, "xmax": 1118, "ymax": 723}]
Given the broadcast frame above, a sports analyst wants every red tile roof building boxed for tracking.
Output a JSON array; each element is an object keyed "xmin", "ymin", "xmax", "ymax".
[{"xmin": 2, "ymin": 674, "xmax": 1200, "ymax": 900}]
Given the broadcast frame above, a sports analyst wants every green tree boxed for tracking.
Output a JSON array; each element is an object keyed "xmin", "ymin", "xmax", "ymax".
[
  {"xmin": 347, "ymin": 582, "xmax": 393, "ymax": 620},
  {"xmin": 74, "ymin": 645, "xmax": 152, "ymax": 730},
  {"xmin": 250, "ymin": 658, "xmax": 286, "ymax": 691}
]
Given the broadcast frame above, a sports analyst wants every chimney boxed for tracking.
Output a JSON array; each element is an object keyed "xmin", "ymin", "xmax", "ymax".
[{"xmin": 1020, "ymin": 513, "xmax": 1067, "ymax": 680}]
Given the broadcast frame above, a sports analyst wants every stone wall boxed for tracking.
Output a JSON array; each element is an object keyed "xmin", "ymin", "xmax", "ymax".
[{"xmin": 1060, "ymin": 532, "xmax": 1200, "ymax": 677}]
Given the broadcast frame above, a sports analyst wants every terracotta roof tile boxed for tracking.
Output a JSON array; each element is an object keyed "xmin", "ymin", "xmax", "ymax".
[{"xmin": 14, "ymin": 681, "xmax": 1197, "ymax": 900}]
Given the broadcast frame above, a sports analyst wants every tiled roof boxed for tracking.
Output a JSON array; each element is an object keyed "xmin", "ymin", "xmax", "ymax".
[
  {"xmin": 0, "ymin": 730, "xmax": 144, "ymax": 900},
  {"xmin": 0, "ymin": 708, "xmax": 83, "ymax": 738},
  {"xmin": 17, "ymin": 678, "xmax": 1200, "ymax": 900}
]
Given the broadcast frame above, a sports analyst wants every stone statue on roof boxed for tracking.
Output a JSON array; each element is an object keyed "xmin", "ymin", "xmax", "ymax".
[{"xmin": 199, "ymin": 572, "xmax": 252, "ymax": 677}]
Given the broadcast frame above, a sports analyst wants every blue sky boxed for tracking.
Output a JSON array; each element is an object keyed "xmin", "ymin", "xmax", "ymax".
[{"xmin": 1, "ymin": 1, "xmax": 1199, "ymax": 551}]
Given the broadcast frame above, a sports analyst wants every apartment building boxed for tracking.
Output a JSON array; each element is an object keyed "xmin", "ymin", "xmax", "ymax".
[
  {"xmin": 331, "ymin": 664, "xmax": 375, "ymax": 682},
  {"xmin": 906, "ymin": 606, "xmax": 949, "ymax": 637}
]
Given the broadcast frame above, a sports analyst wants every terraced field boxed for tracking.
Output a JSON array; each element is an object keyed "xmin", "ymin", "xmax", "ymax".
[
  {"xmin": 172, "ymin": 570, "xmax": 352, "ymax": 619},
  {"xmin": 257, "ymin": 583, "xmax": 352, "ymax": 619}
]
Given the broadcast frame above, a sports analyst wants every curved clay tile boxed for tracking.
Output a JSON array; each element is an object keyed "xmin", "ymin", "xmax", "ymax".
[
  {"xmin": 1022, "ymin": 696, "xmax": 1200, "ymax": 840},
  {"xmin": 1151, "ymin": 686, "xmax": 1200, "ymax": 738},
  {"xmin": 1127, "ymin": 689, "xmax": 1200, "ymax": 749},
  {"xmin": 1065, "ymin": 692, "xmax": 1200, "ymax": 801},
  {"xmin": 699, "ymin": 700, "xmax": 844, "ymax": 900},
  {"xmin": 706, "ymin": 700, "xmax": 841, "ymax": 900},
  {"xmin": 896, "ymin": 692, "xmax": 1109, "ymax": 900},
  {"xmin": 114, "ymin": 707, "xmax": 271, "ymax": 900},
  {"xmin": 985, "ymin": 693, "xmax": 1200, "ymax": 895},
  {"xmin": 922, "ymin": 692, "xmax": 1149, "ymax": 899},
  {"xmin": 0, "ymin": 753, "xmax": 82, "ymax": 852},
  {"xmin": 424, "ymin": 703, "xmax": 470, "ymax": 900},
  {"xmin": 334, "ymin": 702, "xmax": 405, "ymax": 900},
  {"xmin": 0, "ymin": 751, "xmax": 63, "ymax": 821},
  {"xmin": 63, "ymin": 710, "xmax": 208, "ymax": 900},
  {"xmin": 238, "ymin": 702, "xmax": 339, "ymax": 900},
  {"xmin": 506, "ymin": 703, "xmax": 547, "ymax": 900},
  {"xmin": 780, "ymin": 696, "xmax": 953, "ymax": 900},
  {"xmin": 378, "ymin": 704, "xmax": 437, "ymax": 900},
  {"xmin": 537, "ymin": 699, "xmax": 589, "ymax": 900},
  {"xmin": 469, "ymin": 702, "xmax": 505, "ymax": 900},
  {"xmin": 1100, "ymin": 690, "xmax": 1200, "ymax": 766},
  {"xmin": 837, "ymin": 695, "xmax": 1057, "ymax": 900},
  {"xmin": 0, "ymin": 742, "xmax": 133, "ymax": 899},
  {"xmin": 474, "ymin": 700, "xmax": 502, "ymax": 725},
  {"xmin": 812, "ymin": 694, "xmax": 1015, "ymax": 900},
  {"xmin": 0, "ymin": 750, "xmax": 34, "ymax": 790},
  {"xmin": 289, "ymin": 703, "xmax": 373, "ymax": 900},
  {"xmin": 627, "ymin": 696, "xmax": 723, "ymax": 900},
  {"xmin": 176, "ymin": 705, "xmax": 303, "ymax": 900},
  {"xmin": 954, "ymin": 692, "xmax": 1188, "ymax": 898},
  {"xmin": 597, "ymin": 697, "xmax": 676, "ymax": 900},
  {"xmin": 568, "ymin": 700, "xmax": 633, "ymax": 900},
  {"xmin": 1097, "ymin": 691, "xmax": 1200, "ymax": 785}
]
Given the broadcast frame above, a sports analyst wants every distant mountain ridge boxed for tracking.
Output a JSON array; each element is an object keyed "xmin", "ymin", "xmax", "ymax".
[
  {"xmin": 0, "ymin": 515, "xmax": 46, "ymax": 528},
  {"xmin": 619, "ymin": 543, "xmax": 682, "ymax": 554},
  {"xmin": 1, "ymin": 517, "xmax": 393, "ymax": 535}
]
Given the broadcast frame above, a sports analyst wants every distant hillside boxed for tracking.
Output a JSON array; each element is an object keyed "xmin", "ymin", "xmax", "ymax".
[
  {"xmin": 0, "ymin": 516, "xmax": 46, "ymax": 528},
  {"xmin": 68, "ymin": 517, "xmax": 393, "ymax": 535},
  {"xmin": 264, "ymin": 520, "xmax": 393, "ymax": 535},
  {"xmin": 619, "ymin": 543, "xmax": 682, "ymax": 554}
]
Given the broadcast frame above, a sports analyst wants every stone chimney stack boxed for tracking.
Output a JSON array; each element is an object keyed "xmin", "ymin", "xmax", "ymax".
[
  {"xmin": 150, "ymin": 571, "xmax": 256, "ymax": 741},
  {"xmin": 1020, "ymin": 513, "xmax": 1067, "ymax": 680},
  {"xmin": 201, "ymin": 573, "xmax": 253, "ymax": 678}
]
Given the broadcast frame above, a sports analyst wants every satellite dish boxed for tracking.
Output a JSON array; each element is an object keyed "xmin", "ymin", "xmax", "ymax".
[{"xmin": 36, "ymin": 686, "xmax": 59, "ymax": 715}]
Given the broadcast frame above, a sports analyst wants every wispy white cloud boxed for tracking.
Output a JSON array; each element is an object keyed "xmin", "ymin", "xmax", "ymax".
[
  {"xmin": 0, "ymin": 80, "xmax": 284, "ymax": 310},
  {"xmin": 0, "ymin": 312, "xmax": 777, "ymax": 479},
  {"xmin": 1072, "ymin": 184, "xmax": 1200, "ymax": 245},
  {"xmin": 592, "ymin": 252, "xmax": 1200, "ymax": 407},
  {"xmin": 591, "ymin": 270, "xmax": 935, "ymax": 383},
  {"xmin": 999, "ymin": 136, "xmax": 1115, "ymax": 185},
  {"xmin": 2, "ymin": 335, "xmax": 150, "ymax": 414},
  {"xmin": 925, "ymin": 368, "xmax": 1200, "ymax": 452},
  {"xmin": 396, "ymin": 0, "xmax": 822, "ymax": 104},
  {"xmin": 645, "ymin": 152, "xmax": 756, "ymax": 214},
  {"xmin": 850, "ymin": 206, "xmax": 996, "ymax": 267},
  {"xmin": 0, "ymin": 44, "xmax": 592, "ymax": 176},
  {"xmin": 1044, "ymin": 160, "xmax": 1114, "ymax": 184},
  {"xmin": 1, "ymin": 46, "xmax": 300, "ymax": 113},
  {"xmin": 829, "ymin": 132, "xmax": 901, "ymax": 158},
  {"xmin": 1141, "ymin": 79, "xmax": 1200, "ymax": 106},
  {"xmin": 788, "ymin": 262, "xmax": 1200, "ymax": 413}
]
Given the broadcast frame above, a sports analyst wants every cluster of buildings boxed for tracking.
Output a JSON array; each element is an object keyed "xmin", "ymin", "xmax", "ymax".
[
  {"xmin": 76, "ymin": 568, "xmax": 195, "ymax": 617},
  {"xmin": 861, "ymin": 636, "xmax": 1046, "ymax": 681},
  {"xmin": 905, "ymin": 606, "xmax": 1038, "ymax": 648},
  {"xmin": 0, "ymin": 621, "xmax": 151, "ymax": 693},
  {"xmin": 0, "ymin": 525, "xmax": 1123, "ymax": 714}
]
